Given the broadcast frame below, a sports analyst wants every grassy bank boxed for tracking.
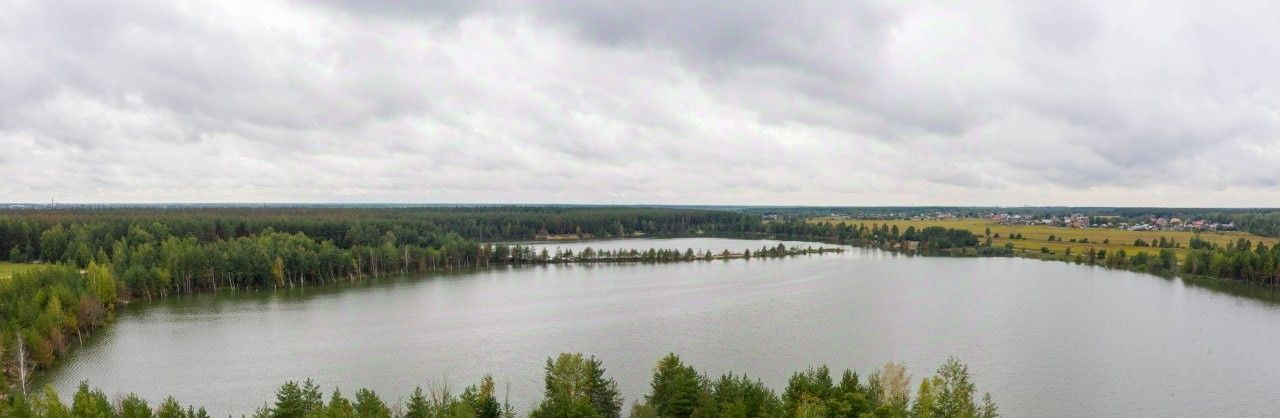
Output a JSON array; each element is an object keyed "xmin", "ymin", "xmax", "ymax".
[{"xmin": 812, "ymin": 218, "xmax": 1279, "ymax": 262}]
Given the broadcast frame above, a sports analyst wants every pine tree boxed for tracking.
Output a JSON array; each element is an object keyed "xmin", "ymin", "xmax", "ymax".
[
  {"xmin": 647, "ymin": 354, "xmax": 706, "ymax": 418},
  {"xmin": 531, "ymin": 353, "xmax": 613, "ymax": 418},
  {"xmin": 119, "ymin": 394, "xmax": 153, "ymax": 418},
  {"xmin": 71, "ymin": 382, "xmax": 114, "ymax": 417},
  {"xmin": 155, "ymin": 397, "xmax": 186, "ymax": 418},
  {"xmin": 271, "ymin": 381, "xmax": 308, "ymax": 418},
  {"xmin": 326, "ymin": 389, "xmax": 356, "ymax": 417},
  {"xmin": 354, "ymin": 389, "xmax": 391, "ymax": 418}
]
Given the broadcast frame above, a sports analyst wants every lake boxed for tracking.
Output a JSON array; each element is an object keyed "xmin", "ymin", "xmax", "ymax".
[{"xmin": 41, "ymin": 238, "xmax": 1280, "ymax": 417}]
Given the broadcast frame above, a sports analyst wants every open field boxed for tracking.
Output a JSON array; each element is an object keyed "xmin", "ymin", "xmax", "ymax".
[
  {"xmin": 812, "ymin": 218, "xmax": 1280, "ymax": 261},
  {"xmin": 0, "ymin": 262, "xmax": 41, "ymax": 279}
]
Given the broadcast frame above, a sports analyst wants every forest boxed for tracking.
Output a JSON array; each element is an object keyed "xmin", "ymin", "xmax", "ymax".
[
  {"xmin": 0, "ymin": 207, "xmax": 758, "ymax": 254},
  {"xmin": 1, "ymin": 206, "xmax": 1277, "ymax": 401},
  {"xmin": 0, "ymin": 352, "xmax": 997, "ymax": 418},
  {"xmin": 0, "ymin": 207, "xmax": 733, "ymax": 396}
]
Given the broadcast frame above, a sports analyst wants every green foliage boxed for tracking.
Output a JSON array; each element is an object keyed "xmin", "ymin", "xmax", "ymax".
[
  {"xmin": 627, "ymin": 356, "xmax": 994, "ymax": 418},
  {"xmin": 404, "ymin": 388, "xmax": 432, "ymax": 418},
  {"xmin": 0, "ymin": 207, "xmax": 774, "ymax": 392},
  {"xmin": 354, "ymin": 389, "xmax": 392, "ymax": 418},
  {"xmin": 31, "ymin": 385, "xmax": 70, "ymax": 418},
  {"xmin": 646, "ymin": 354, "xmax": 707, "ymax": 418},
  {"xmin": 71, "ymin": 382, "xmax": 114, "ymax": 418},
  {"xmin": 0, "ymin": 263, "xmax": 114, "ymax": 388},
  {"xmin": 0, "ymin": 205, "xmax": 1029, "ymax": 407},
  {"xmin": 530, "ymin": 353, "xmax": 622, "ymax": 418},
  {"xmin": 0, "ymin": 207, "xmax": 752, "ymax": 266},
  {"xmin": 910, "ymin": 377, "xmax": 938, "ymax": 418},
  {"xmin": 85, "ymin": 261, "xmax": 118, "ymax": 312},
  {"xmin": 460, "ymin": 376, "xmax": 501, "ymax": 418},
  {"xmin": 706, "ymin": 373, "xmax": 783, "ymax": 418},
  {"xmin": 931, "ymin": 359, "xmax": 977, "ymax": 418},
  {"xmin": 154, "ymin": 397, "xmax": 185, "ymax": 418},
  {"xmin": 119, "ymin": 394, "xmax": 153, "ymax": 418},
  {"xmin": 783, "ymin": 366, "xmax": 834, "ymax": 416},
  {"xmin": 626, "ymin": 402, "xmax": 658, "ymax": 418},
  {"xmin": 0, "ymin": 354, "xmax": 998, "ymax": 418},
  {"xmin": 872, "ymin": 362, "xmax": 912, "ymax": 416}
]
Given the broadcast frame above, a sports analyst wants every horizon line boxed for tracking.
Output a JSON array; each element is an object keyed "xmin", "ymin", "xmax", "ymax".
[{"xmin": 3, "ymin": 203, "xmax": 1279, "ymax": 210}]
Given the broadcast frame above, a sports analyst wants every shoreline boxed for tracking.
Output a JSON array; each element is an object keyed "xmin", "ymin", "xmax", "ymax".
[{"xmin": 15, "ymin": 233, "xmax": 1280, "ymax": 399}]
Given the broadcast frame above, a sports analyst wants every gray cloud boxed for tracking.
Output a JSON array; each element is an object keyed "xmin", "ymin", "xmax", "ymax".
[{"xmin": 1, "ymin": 0, "xmax": 1278, "ymax": 205}]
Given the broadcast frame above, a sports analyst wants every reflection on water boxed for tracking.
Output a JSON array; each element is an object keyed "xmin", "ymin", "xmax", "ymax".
[{"xmin": 1178, "ymin": 275, "xmax": 1280, "ymax": 305}]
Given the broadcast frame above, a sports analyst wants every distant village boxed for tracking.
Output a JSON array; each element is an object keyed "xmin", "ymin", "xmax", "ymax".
[
  {"xmin": 810, "ymin": 211, "xmax": 1237, "ymax": 232},
  {"xmin": 979, "ymin": 213, "xmax": 1235, "ymax": 231}
]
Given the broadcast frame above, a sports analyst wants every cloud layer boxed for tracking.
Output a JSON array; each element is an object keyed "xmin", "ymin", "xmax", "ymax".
[{"xmin": 3, "ymin": 0, "xmax": 1279, "ymax": 206}]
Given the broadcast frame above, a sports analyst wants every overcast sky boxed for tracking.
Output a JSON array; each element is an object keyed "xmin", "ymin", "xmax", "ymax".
[{"xmin": 3, "ymin": 1, "xmax": 1279, "ymax": 206}]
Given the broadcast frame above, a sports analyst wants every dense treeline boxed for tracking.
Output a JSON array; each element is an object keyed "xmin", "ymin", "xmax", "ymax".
[
  {"xmin": 0, "ymin": 207, "xmax": 855, "ymax": 396},
  {"xmin": 0, "ymin": 207, "xmax": 757, "ymax": 259},
  {"xmin": 749, "ymin": 221, "xmax": 989, "ymax": 255},
  {"xmin": 0, "ymin": 208, "xmax": 740, "ymax": 392},
  {"xmin": 0, "ymin": 207, "xmax": 762, "ymax": 294},
  {"xmin": 1033, "ymin": 245, "xmax": 1181, "ymax": 274},
  {"xmin": 0, "ymin": 208, "xmax": 1003, "ymax": 270},
  {"xmin": 0, "ymin": 353, "xmax": 997, "ymax": 418},
  {"xmin": 0, "ymin": 208, "xmax": 961, "ymax": 301},
  {"xmin": 1219, "ymin": 211, "xmax": 1280, "ymax": 238},
  {"xmin": 0, "ymin": 238, "xmax": 841, "ymax": 395},
  {"xmin": 0, "ymin": 225, "xmax": 498, "ymax": 395},
  {"xmin": 1181, "ymin": 237, "xmax": 1280, "ymax": 284},
  {"xmin": 0, "ymin": 207, "xmax": 759, "ymax": 317},
  {"xmin": 627, "ymin": 354, "xmax": 996, "ymax": 418},
  {"xmin": 0, "ymin": 265, "xmax": 117, "ymax": 397}
]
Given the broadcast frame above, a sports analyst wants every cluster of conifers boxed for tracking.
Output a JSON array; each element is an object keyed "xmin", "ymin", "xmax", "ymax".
[{"xmin": 0, "ymin": 353, "xmax": 997, "ymax": 418}]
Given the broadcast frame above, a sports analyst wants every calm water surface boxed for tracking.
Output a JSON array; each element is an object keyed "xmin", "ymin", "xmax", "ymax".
[{"xmin": 42, "ymin": 238, "xmax": 1280, "ymax": 417}]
